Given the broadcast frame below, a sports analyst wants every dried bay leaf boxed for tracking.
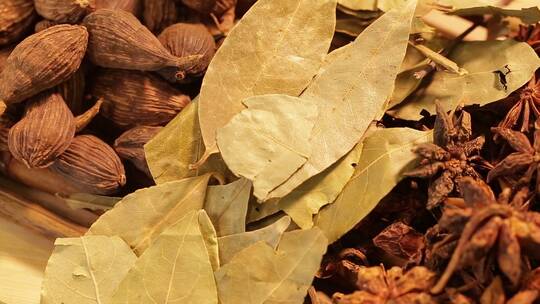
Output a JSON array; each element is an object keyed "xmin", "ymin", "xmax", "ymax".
[
  {"xmin": 315, "ymin": 128, "xmax": 431, "ymax": 243},
  {"xmin": 218, "ymin": 216, "xmax": 291, "ymax": 265},
  {"xmin": 266, "ymin": 0, "xmax": 417, "ymax": 201},
  {"xmin": 41, "ymin": 236, "xmax": 137, "ymax": 304},
  {"xmin": 198, "ymin": 0, "xmax": 337, "ymax": 154},
  {"xmin": 248, "ymin": 143, "xmax": 363, "ymax": 228},
  {"xmin": 389, "ymin": 40, "xmax": 540, "ymax": 120},
  {"xmin": 215, "ymin": 228, "xmax": 328, "ymax": 304},
  {"xmin": 59, "ymin": 193, "xmax": 121, "ymax": 211},
  {"xmin": 87, "ymin": 174, "xmax": 213, "ymax": 255},
  {"xmin": 204, "ymin": 178, "xmax": 252, "ymax": 236},
  {"xmin": 338, "ymin": 0, "xmax": 377, "ymax": 11},
  {"xmin": 437, "ymin": 0, "xmax": 540, "ymax": 24},
  {"xmin": 217, "ymin": 95, "xmax": 319, "ymax": 200},
  {"xmin": 145, "ymin": 100, "xmax": 229, "ymax": 184},
  {"xmin": 111, "ymin": 210, "xmax": 218, "ymax": 304}
]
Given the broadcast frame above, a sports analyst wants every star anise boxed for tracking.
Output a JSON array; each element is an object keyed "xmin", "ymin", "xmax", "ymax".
[
  {"xmin": 405, "ymin": 104, "xmax": 488, "ymax": 209},
  {"xmin": 431, "ymin": 177, "xmax": 540, "ymax": 294},
  {"xmin": 515, "ymin": 23, "xmax": 540, "ymax": 55},
  {"xmin": 372, "ymin": 221, "xmax": 425, "ymax": 265},
  {"xmin": 331, "ymin": 265, "xmax": 437, "ymax": 304},
  {"xmin": 497, "ymin": 75, "xmax": 540, "ymax": 132},
  {"xmin": 487, "ymin": 126, "xmax": 540, "ymax": 192}
]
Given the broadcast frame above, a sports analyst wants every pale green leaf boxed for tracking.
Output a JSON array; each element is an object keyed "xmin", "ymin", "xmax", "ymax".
[
  {"xmin": 217, "ymin": 95, "xmax": 319, "ymax": 200},
  {"xmin": 390, "ymin": 40, "xmax": 540, "ymax": 120},
  {"xmin": 218, "ymin": 216, "xmax": 291, "ymax": 265},
  {"xmin": 204, "ymin": 178, "xmax": 252, "ymax": 237},
  {"xmin": 248, "ymin": 143, "xmax": 363, "ymax": 229},
  {"xmin": 41, "ymin": 236, "xmax": 136, "ymax": 304},
  {"xmin": 436, "ymin": 0, "xmax": 540, "ymax": 24},
  {"xmin": 111, "ymin": 211, "xmax": 218, "ymax": 304},
  {"xmin": 145, "ymin": 100, "xmax": 229, "ymax": 184},
  {"xmin": 199, "ymin": 0, "xmax": 337, "ymax": 153},
  {"xmin": 265, "ymin": 0, "xmax": 417, "ymax": 201},
  {"xmin": 215, "ymin": 228, "xmax": 328, "ymax": 304},
  {"xmin": 59, "ymin": 193, "xmax": 121, "ymax": 211},
  {"xmin": 315, "ymin": 128, "xmax": 431, "ymax": 243},
  {"xmin": 87, "ymin": 174, "xmax": 213, "ymax": 255}
]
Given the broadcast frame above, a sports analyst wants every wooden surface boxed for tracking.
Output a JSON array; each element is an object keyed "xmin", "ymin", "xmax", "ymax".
[{"xmin": 0, "ymin": 217, "xmax": 54, "ymax": 304}]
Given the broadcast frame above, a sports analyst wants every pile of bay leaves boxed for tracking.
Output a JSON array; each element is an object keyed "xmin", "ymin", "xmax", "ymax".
[{"xmin": 40, "ymin": 0, "xmax": 540, "ymax": 303}]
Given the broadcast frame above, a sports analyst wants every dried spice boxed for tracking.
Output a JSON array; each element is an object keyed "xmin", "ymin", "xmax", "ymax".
[
  {"xmin": 33, "ymin": 19, "xmax": 59, "ymax": 32},
  {"xmin": 372, "ymin": 221, "xmax": 425, "ymax": 263},
  {"xmin": 83, "ymin": 9, "xmax": 201, "ymax": 77},
  {"xmin": 212, "ymin": 0, "xmax": 236, "ymax": 16},
  {"xmin": 498, "ymin": 75, "xmax": 540, "ymax": 132},
  {"xmin": 34, "ymin": 0, "xmax": 92, "ymax": 23},
  {"xmin": 0, "ymin": 114, "xmax": 14, "ymax": 151},
  {"xmin": 488, "ymin": 126, "xmax": 540, "ymax": 191},
  {"xmin": 0, "ymin": 24, "xmax": 88, "ymax": 108},
  {"xmin": 8, "ymin": 91, "xmax": 75, "ymax": 169},
  {"xmin": 181, "ymin": 0, "xmax": 217, "ymax": 14},
  {"xmin": 91, "ymin": 69, "xmax": 190, "ymax": 128},
  {"xmin": 113, "ymin": 126, "xmax": 162, "ymax": 176},
  {"xmin": 142, "ymin": 0, "xmax": 178, "ymax": 33},
  {"xmin": 0, "ymin": 46, "xmax": 13, "ymax": 73},
  {"xmin": 405, "ymin": 104, "xmax": 488, "ymax": 209},
  {"xmin": 158, "ymin": 23, "xmax": 216, "ymax": 82},
  {"xmin": 430, "ymin": 177, "xmax": 540, "ymax": 293},
  {"xmin": 0, "ymin": 0, "xmax": 35, "ymax": 46},
  {"xmin": 516, "ymin": 23, "xmax": 540, "ymax": 54},
  {"xmin": 52, "ymin": 135, "xmax": 126, "ymax": 195},
  {"xmin": 332, "ymin": 266, "xmax": 436, "ymax": 304},
  {"xmin": 95, "ymin": 0, "xmax": 142, "ymax": 17},
  {"xmin": 55, "ymin": 66, "xmax": 86, "ymax": 115}
]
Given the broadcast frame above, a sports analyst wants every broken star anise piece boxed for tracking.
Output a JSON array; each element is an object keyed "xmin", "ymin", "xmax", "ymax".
[
  {"xmin": 331, "ymin": 265, "xmax": 437, "ymax": 304},
  {"xmin": 497, "ymin": 75, "xmax": 540, "ymax": 133},
  {"xmin": 515, "ymin": 23, "xmax": 540, "ymax": 55},
  {"xmin": 488, "ymin": 126, "xmax": 540, "ymax": 192},
  {"xmin": 431, "ymin": 177, "xmax": 540, "ymax": 294},
  {"xmin": 405, "ymin": 104, "xmax": 488, "ymax": 209},
  {"xmin": 372, "ymin": 221, "xmax": 425, "ymax": 264}
]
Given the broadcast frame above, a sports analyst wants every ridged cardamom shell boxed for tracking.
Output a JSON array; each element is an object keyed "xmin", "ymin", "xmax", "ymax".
[
  {"xmin": 8, "ymin": 91, "xmax": 75, "ymax": 168},
  {"xmin": 181, "ymin": 0, "xmax": 216, "ymax": 13},
  {"xmin": 0, "ymin": 46, "xmax": 13, "ymax": 74},
  {"xmin": 52, "ymin": 134, "xmax": 126, "ymax": 195},
  {"xmin": 56, "ymin": 65, "xmax": 86, "ymax": 115},
  {"xmin": 142, "ymin": 0, "xmax": 178, "ymax": 34},
  {"xmin": 95, "ymin": 0, "xmax": 142, "ymax": 17},
  {"xmin": 91, "ymin": 69, "xmax": 190, "ymax": 128},
  {"xmin": 0, "ymin": 0, "xmax": 36, "ymax": 46},
  {"xmin": 34, "ymin": 0, "xmax": 93, "ymax": 23},
  {"xmin": 34, "ymin": 19, "xmax": 59, "ymax": 32},
  {"xmin": 114, "ymin": 126, "xmax": 161, "ymax": 176},
  {"xmin": 83, "ymin": 9, "xmax": 201, "ymax": 75},
  {"xmin": 212, "ymin": 0, "xmax": 235, "ymax": 16},
  {"xmin": 0, "ymin": 24, "xmax": 88, "ymax": 106},
  {"xmin": 0, "ymin": 115, "xmax": 14, "ymax": 151},
  {"xmin": 158, "ymin": 23, "xmax": 215, "ymax": 82},
  {"xmin": 5, "ymin": 156, "xmax": 88, "ymax": 195}
]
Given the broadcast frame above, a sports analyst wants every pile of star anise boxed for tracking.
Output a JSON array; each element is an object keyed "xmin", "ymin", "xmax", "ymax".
[{"xmin": 309, "ymin": 24, "xmax": 540, "ymax": 304}]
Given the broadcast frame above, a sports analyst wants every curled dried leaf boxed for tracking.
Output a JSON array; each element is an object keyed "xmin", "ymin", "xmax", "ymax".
[
  {"xmin": 0, "ymin": 24, "xmax": 88, "ymax": 106},
  {"xmin": 52, "ymin": 135, "xmax": 126, "ymax": 195},
  {"xmin": 8, "ymin": 91, "xmax": 75, "ymax": 168},
  {"xmin": 158, "ymin": 22, "xmax": 216, "ymax": 81},
  {"xmin": 0, "ymin": 0, "xmax": 36, "ymax": 46},
  {"xmin": 35, "ymin": 0, "xmax": 93, "ymax": 23},
  {"xmin": 91, "ymin": 69, "xmax": 190, "ymax": 128},
  {"xmin": 83, "ymin": 9, "xmax": 201, "ymax": 75},
  {"xmin": 114, "ymin": 126, "xmax": 162, "ymax": 176}
]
